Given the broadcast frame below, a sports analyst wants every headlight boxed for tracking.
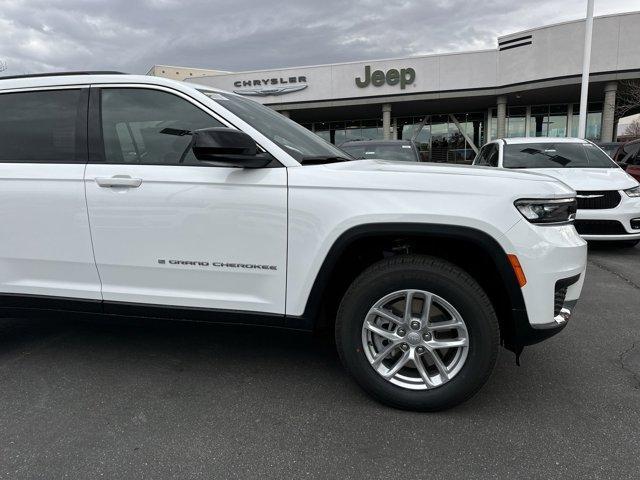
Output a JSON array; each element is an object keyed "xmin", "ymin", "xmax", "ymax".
[
  {"xmin": 514, "ymin": 198, "xmax": 577, "ymax": 224},
  {"xmin": 624, "ymin": 185, "xmax": 640, "ymax": 197}
]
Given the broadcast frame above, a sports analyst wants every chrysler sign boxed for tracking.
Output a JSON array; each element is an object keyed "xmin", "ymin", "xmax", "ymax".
[{"xmin": 233, "ymin": 76, "xmax": 308, "ymax": 96}]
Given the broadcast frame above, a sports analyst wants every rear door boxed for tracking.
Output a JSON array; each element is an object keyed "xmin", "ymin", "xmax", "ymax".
[
  {"xmin": 84, "ymin": 85, "xmax": 288, "ymax": 316},
  {"xmin": 0, "ymin": 87, "xmax": 101, "ymax": 307}
]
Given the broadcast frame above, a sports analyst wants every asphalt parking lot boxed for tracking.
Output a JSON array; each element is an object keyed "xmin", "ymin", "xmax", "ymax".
[{"xmin": 1, "ymin": 245, "xmax": 639, "ymax": 480}]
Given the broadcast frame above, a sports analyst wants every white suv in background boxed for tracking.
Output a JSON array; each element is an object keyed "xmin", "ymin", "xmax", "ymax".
[
  {"xmin": 0, "ymin": 72, "xmax": 587, "ymax": 411},
  {"xmin": 474, "ymin": 137, "xmax": 640, "ymax": 247}
]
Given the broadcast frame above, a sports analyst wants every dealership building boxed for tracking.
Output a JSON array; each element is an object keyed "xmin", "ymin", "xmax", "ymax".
[{"xmin": 149, "ymin": 11, "xmax": 640, "ymax": 163}]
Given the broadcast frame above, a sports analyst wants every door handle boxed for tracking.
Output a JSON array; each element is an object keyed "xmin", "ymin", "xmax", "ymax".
[{"xmin": 95, "ymin": 175, "xmax": 143, "ymax": 188}]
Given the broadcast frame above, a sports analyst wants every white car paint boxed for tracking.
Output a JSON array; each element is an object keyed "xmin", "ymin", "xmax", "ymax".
[
  {"xmin": 0, "ymin": 73, "xmax": 587, "ymax": 332},
  {"xmin": 474, "ymin": 137, "xmax": 640, "ymax": 241}
]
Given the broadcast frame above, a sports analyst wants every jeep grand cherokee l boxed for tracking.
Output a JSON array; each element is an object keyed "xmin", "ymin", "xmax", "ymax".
[{"xmin": 0, "ymin": 72, "xmax": 587, "ymax": 411}]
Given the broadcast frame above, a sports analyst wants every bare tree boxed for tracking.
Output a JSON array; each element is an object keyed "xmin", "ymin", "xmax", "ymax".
[
  {"xmin": 0, "ymin": 60, "xmax": 7, "ymax": 73},
  {"xmin": 615, "ymin": 80, "xmax": 640, "ymax": 119},
  {"xmin": 624, "ymin": 118, "xmax": 640, "ymax": 139}
]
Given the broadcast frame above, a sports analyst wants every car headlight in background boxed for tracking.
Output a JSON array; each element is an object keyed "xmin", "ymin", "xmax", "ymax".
[
  {"xmin": 514, "ymin": 198, "xmax": 577, "ymax": 224},
  {"xmin": 623, "ymin": 185, "xmax": 640, "ymax": 198}
]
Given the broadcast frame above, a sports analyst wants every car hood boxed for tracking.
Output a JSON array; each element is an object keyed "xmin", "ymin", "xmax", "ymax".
[
  {"xmin": 324, "ymin": 159, "xmax": 562, "ymax": 183},
  {"xmin": 522, "ymin": 167, "xmax": 638, "ymax": 191}
]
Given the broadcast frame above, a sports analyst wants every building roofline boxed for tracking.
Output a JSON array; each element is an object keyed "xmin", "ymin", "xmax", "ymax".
[
  {"xmin": 498, "ymin": 9, "xmax": 640, "ymax": 41},
  {"xmin": 170, "ymin": 10, "xmax": 637, "ymax": 80}
]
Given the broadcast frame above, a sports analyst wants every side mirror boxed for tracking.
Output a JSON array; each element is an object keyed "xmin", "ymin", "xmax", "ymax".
[{"xmin": 192, "ymin": 127, "xmax": 272, "ymax": 168}]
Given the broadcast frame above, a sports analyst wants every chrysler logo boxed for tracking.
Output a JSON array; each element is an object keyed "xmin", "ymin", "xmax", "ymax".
[{"xmin": 233, "ymin": 76, "xmax": 308, "ymax": 96}]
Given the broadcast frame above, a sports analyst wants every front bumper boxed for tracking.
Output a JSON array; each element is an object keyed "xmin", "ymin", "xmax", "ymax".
[
  {"xmin": 501, "ymin": 219, "xmax": 587, "ymax": 334},
  {"xmin": 576, "ymin": 194, "xmax": 640, "ymax": 241}
]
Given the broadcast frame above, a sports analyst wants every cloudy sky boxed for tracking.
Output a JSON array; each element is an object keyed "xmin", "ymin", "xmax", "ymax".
[{"xmin": 0, "ymin": 0, "xmax": 638, "ymax": 76}]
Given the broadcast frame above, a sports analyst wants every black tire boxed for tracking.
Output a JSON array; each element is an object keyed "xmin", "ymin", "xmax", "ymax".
[{"xmin": 335, "ymin": 254, "xmax": 499, "ymax": 411}]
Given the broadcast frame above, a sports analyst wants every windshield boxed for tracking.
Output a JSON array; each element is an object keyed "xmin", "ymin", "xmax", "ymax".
[
  {"xmin": 199, "ymin": 90, "xmax": 349, "ymax": 162},
  {"xmin": 503, "ymin": 142, "xmax": 617, "ymax": 169},
  {"xmin": 341, "ymin": 143, "xmax": 418, "ymax": 162}
]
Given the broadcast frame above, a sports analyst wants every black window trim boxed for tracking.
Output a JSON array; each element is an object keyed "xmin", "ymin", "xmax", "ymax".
[
  {"xmin": 87, "ymin": 84, "xmax": 282, "ymax": 167},
  {"xmin": 0, "ymin": 86, "xmax": 90, "ymax": 164}
]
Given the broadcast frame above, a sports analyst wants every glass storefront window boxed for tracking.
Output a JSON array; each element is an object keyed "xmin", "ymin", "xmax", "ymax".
[
  {"xmin": 361, "ymin": 119, "xmax": 382, "ymax": 140},
  {"xmin": 548, "ymin": 104, "xmax": 567, "ymax": 137},
  {"xmin": 313, "ymin": 122, "xmax": 331, "ymax": 143},
  {"xmin": 344, "ymin": 120, "xmax": 361, "ymax": 142},
  {"xmin": 331, "ymin": 121, "xmax": 345, "ymax": 145},
  {"xmin": 529, "ymin": 105, "xmax": 548, "ymax": 137},
  {"xmin": 570, "ymin": 103, "xmax": 602, "ymax": 140},
  {"xmin": 507, "ymin": 106, "xmax": 526, "ymax": 137}
]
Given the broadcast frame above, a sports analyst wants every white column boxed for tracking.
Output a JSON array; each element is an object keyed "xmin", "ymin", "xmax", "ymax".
[
  {"xmin": 382, "ymin": 104, "xmax": 392, "ymax": 140},
  {"xmin": 279, "ymin": 110, "xmax": 290, "ymax": 118},
  {"xmin": 486, "ymin": 108, "xmax": 493, "ymax": 142},
  {"xmin": 497, "ymin": 96, "xmax": 507, "ymax": 139},
  {"xmin": 566, "ymin": 103, "xmax": 574, "ymax": 138},
  {"xmin": 578, "ymin": 0, "xmax": 595, "ymax": 138},
  {"xmin": 601, "ymin": 81, "xmax": 617, "ymax": 142}
]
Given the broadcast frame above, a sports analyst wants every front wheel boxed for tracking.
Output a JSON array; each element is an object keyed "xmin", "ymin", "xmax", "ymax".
[{"xmin": 335, "ymin": 255, "xmax": 499, "ymax": 411}]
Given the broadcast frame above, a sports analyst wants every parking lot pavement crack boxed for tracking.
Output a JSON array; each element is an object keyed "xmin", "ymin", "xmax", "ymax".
[
  {"xmin": 617, "ymin": 342, "xmax": 640, "ymax": 390},
  {"xmin": 588, "ymin": 258, "xmax": 640, "ymax": 291}
]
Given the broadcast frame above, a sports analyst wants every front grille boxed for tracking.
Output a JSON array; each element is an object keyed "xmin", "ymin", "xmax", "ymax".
[
  {"xmin": 575, "ymin": 190, "xmax": 621, "ymax": 210},
  {"xmin": 574, "ymin": 219, "xmax": 628, "ymax": 235}
]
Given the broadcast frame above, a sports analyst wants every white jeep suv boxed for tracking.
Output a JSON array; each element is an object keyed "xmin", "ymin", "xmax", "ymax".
[
  {"xmin": 0, "ymin": 72, "xmax": 587, "ymax": 411},
  {"xmin": 473, "ymin": 137, "xmax": 640, "ymax": 247}
]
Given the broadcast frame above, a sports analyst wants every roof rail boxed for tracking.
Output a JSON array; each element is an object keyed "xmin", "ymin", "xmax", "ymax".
[{"xmin": 0, "ymin": 71, "xmax": 126, "ymax": 81}]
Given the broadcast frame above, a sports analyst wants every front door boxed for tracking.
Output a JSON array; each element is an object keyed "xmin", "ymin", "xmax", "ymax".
[{"xmin": 84, "ymin": 86, "xmax": 288, "ymax": 315}]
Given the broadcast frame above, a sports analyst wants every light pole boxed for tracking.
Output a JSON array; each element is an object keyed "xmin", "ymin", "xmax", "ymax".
[{"xmin": 577, "ymin": 0, "xmax": 595, "ymax": 138}]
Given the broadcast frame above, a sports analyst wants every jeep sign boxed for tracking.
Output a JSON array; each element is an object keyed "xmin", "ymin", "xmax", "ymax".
[{"xmin": 355, "ymin": 66, "xmax": 416, "ymax": 89}]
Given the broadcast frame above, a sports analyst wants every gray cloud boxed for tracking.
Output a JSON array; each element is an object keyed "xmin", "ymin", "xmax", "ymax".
[{"xmin": 0, "ymin": 0, "xmax": 637, "ymax": 75}]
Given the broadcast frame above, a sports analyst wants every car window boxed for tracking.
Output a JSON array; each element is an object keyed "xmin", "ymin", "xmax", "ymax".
[
  {"xmin": 475, "ymin": 144, "xmax": 497, "ymax": 167},
  {"xmin": 487, "ymin": 144, "xmax": 499, "ymax": 167},
  {"xmin": 341, "ymin": 145, "xmax": 366, "ymax": 159},
  {"xmin": 100, "ymin": 88, "xmax": 224, "ymax": 165},
  {"xmin": 626, "ymin": 144, "xmax": 640, "ymax": 162},
  {"xmin": 342, "ymin": 143, "xmax": 417, "ymax": 162},
  {"xmin": 503, "ymin": 143, "xmax": 616, "ymax": 168},
  {"xmin": 474, "ymin": 145, "xmax": 489, "ymax": 166},
  {"xmin": 0, "ymin": 89, "xmax": 85, "ymax": 163}
]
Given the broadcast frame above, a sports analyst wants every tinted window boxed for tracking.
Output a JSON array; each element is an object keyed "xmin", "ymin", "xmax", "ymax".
[
  {"xmin": 487, "ymin": 144, "xmax": 499, "ymax": 167},
  {"xmin": 503, "ymin": 143, "xmax": 616, "ymax": 169},
  {"xmin": 474, "ymin": 145, "xmax": 489, "ymax": 166},
  {"xmin": 0, "ymin": 89, "xmax": 84, "ymax": 162},
  {"xmin": 475, "ymin": 144, "xmax": 497, "ymax": 167},
  {"xmin": 341, "ymin": 143, "xmax": 418, "ymax": 162},
  {"xmin": 101, "ymin": 88, "xmax": 224, "ymax": 165}
]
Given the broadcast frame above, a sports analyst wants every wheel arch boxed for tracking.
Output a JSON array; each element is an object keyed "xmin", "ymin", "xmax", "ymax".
[{"xmin": 295, "ymin": 223, "xmax": 530, "ymax": 351}]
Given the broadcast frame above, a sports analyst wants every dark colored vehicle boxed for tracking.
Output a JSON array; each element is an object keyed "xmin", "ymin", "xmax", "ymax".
[
  {"xmin": 613, "ymin": 139, "xmax": 640, "ymax": 166},
  {"xmin": 340, "ymin": 140, "xmax": 421, "ymax": 162},
  {"xmin": 623, "ymin": 143, "xmax": 640, "ymax": 182},
  {"xmin": 597, "ymin": 142, "xmax": 623, "ymax": 159}
]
